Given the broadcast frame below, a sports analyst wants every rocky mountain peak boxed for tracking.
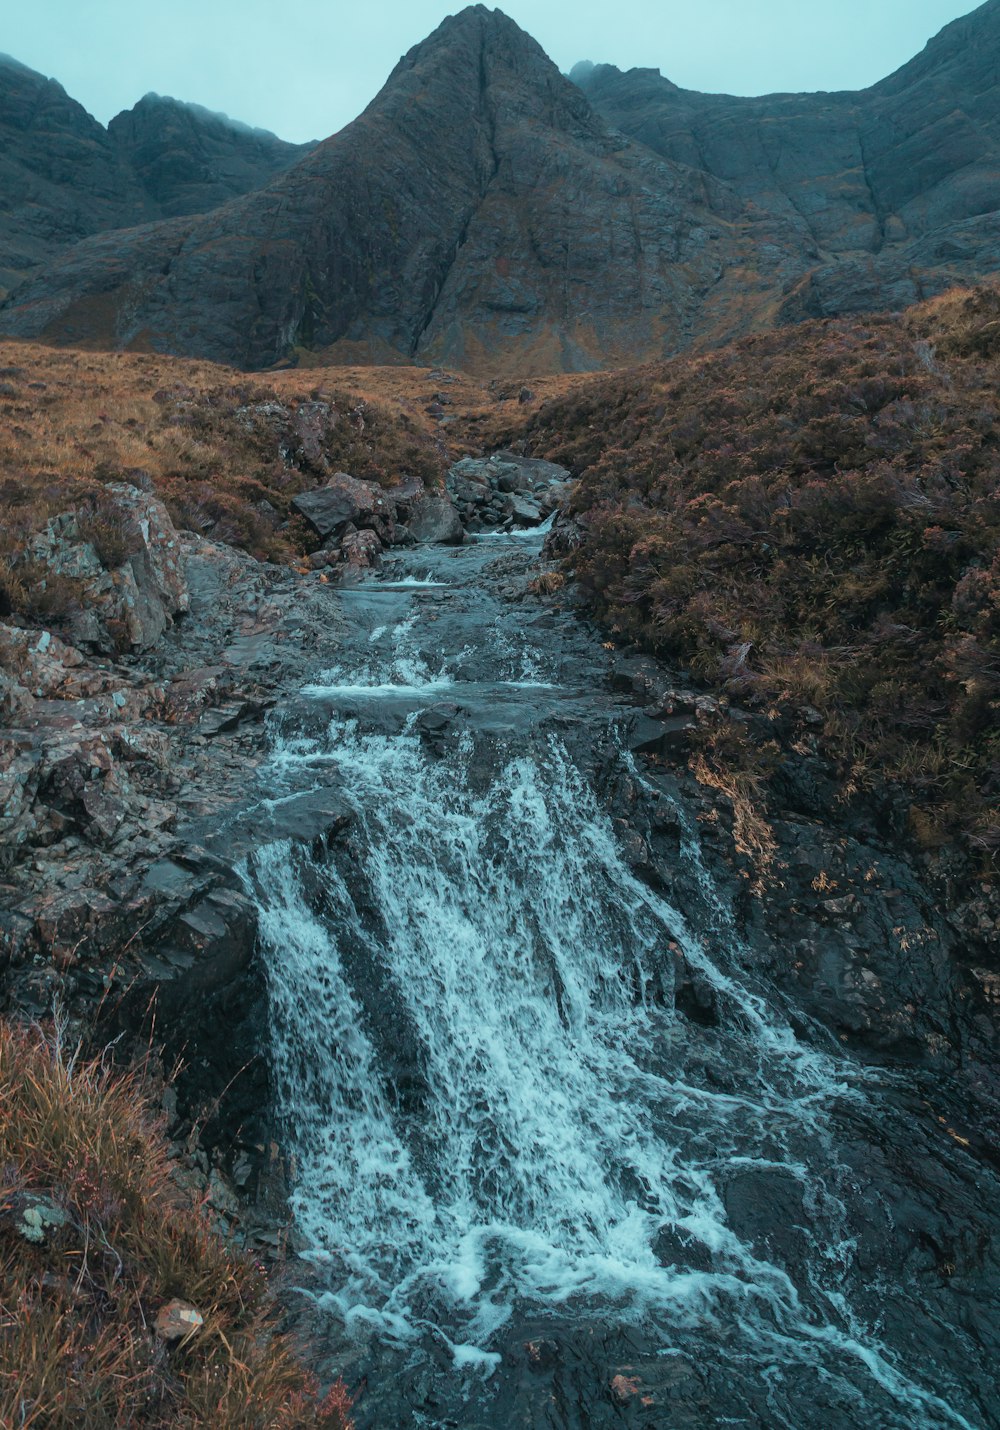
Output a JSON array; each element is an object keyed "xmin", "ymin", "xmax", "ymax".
[
  {"xmin": 373, "ymin": 3, "xmax": 598, "ymax": 138},
  {"xmin": 872, "ymin": 0, "xmax": 1000, "ymax": 94},
  {"xmin": 107, "ymin": 92, "xmax": 311, "ymax": 219},
  {"xmin": 3, "ymin": 7, "xmax": 1000, "ymax": 372}
]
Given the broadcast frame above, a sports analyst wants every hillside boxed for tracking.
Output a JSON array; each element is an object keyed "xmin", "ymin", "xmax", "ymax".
[
  {"xmin": 517, "ymin": 284, "xmax": 1000, "ymax": 855},
  {"xmin": 2, "ymin": 5, "xmax": 1000, "ymax": 373}
]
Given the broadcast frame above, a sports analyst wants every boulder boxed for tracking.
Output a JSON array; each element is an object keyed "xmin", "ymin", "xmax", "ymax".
[
  {"xmin": 341, "ymin": 528, "xmax": 383, "ymax": 569},
  {"xmin": 408, "ymin": 496, "xmax": 465, "ymax": 545},
  {"xmin": 384, "ymin": 473, "xmax": 426, "ymax": 521},
  {"xmin": 446, "ymin": 453, "xmax": 572, "ymax": 529},
  {"xmin": 510, "ymin": 494, "xmax": 544, "ymax": 525},
  {"xmin": 292, "ymin": 471, "xmax": 392, "ymax": 542},
  {"xmin": 25, "ymin": 488, "xmax": 188, "ymax": 653}
]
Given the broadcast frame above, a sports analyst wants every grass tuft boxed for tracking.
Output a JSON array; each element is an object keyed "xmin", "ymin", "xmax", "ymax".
[{"xmin": 0, "ymin": 1020, "xmax": 352, "ymax": 1429}]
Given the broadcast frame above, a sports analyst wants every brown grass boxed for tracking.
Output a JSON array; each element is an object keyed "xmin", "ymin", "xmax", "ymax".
[
  {"xmin": 513, "ymin": 284, "xmax": 1000, "ymax": 860},
  {"xmin": 0, "ymin": 1020, "xmax": 352, "ymax": 1429},
  {"xmin": 0, "ymin": 340, "xmax": 592, "ymax": 627}
]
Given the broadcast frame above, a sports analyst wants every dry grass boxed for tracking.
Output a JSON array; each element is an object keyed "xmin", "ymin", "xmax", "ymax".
[
  {"xmin": 0, "ymin": 1020, "xmax": 352, "ymax": 1429},
  {"xmin": 517, "ymin": 284, "xmax": 1000, "ymax": 858},
  {"xmin": 0, "ymin": 340, "xmax": 591, "ymax": 627}
]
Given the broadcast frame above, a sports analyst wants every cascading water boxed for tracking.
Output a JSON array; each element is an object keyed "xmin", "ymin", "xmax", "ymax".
[{"xmin": 239, "ymin": 537, "xmax": 988, "ymax": 1429}]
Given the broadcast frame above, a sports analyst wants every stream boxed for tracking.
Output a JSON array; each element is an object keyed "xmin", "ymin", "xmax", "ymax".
[{"xmin": 238, "ymin": 528, "xmax": 998, "ymax": 1429}]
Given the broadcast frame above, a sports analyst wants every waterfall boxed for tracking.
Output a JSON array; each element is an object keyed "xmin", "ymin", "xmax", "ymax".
[{"xmin": 240, "ymin": 551, "xmax": 979, "ymax": 1429}]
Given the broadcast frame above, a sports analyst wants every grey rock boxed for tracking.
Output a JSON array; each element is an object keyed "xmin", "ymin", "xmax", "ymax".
[
  {"xmin": 509, "ymin": 495, "xmax": 544, "ymax": 525},
  {"xmin": 408, "ymin": 496, "xmax": 465, "ymax": 545},
  {"xmin": 291, "ymin": 472, "xmax": 390, "ymax": 541}
]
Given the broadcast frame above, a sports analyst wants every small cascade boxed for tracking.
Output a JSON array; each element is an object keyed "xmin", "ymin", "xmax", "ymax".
[{"xmin": 240, "ymin": 542, "xmax": 982, "ymax": 1429}]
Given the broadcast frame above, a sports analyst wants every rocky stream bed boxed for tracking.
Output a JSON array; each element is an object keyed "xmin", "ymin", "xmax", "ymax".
[{"xmin": 2, "ymin": 466, "xmax": 1000, "ymax": 1428}]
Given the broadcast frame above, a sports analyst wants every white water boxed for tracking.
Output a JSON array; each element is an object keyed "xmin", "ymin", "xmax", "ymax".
[{"xmin": 244, "ymin": 569, "xmax": 975, "ymax": 1429}]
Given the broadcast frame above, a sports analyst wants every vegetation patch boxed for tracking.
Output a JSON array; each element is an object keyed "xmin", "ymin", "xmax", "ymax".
[
  {"xmin": 0, "ymin": 343, "xmax": 457, "ymax": 618},
  {"xmin": 0, "ymin": 1020, "xmax": 352, "ymax": 1428},
  {"xmin": 516, "ymin": 286, "xmax": 1000, "ymax": 859}
]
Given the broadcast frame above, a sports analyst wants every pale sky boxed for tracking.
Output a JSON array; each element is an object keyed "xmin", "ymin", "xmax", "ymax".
[{"xmin": 2, "ymin": 1, "xmax": 984, "ymax": 143}]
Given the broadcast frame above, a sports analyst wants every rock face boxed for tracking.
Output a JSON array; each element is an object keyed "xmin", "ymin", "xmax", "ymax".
[
  {"xmin": 4, "ymin": 4, "xmax": 1000, "ymax": 370},
  {"xmin": 0, "ymin": 55, "xmax": 309, "ymax": 299},
  {"xmin": 574, "ymin": 0, "xmax": 1000, "ymax": 327},
  {"xmin": 0, "ymin": 525, "xmax": 353, "ymax": 1166}
]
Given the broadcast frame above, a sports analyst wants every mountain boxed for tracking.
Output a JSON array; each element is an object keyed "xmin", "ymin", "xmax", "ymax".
[
  {"xmin": 107, "ymin": 94, "xmax": 313, "ymax": 220},
  {"xmin": 0, "ymin": 7, "xmax": 741, "ymax": 371},
  {"xmin": 0, "ymin": 53, "xmax": 144, "ymax": 297},
  {"xmin": 1, "ymin": 3, "xmax": 1000, "ymax": 372},
  {"xmin": 574, "ymin": 0, "xmax": 1000, "ymax": 323},
  {"xmin": 0, "ymin": 55, "xmax": 310, "ymax": 298}
]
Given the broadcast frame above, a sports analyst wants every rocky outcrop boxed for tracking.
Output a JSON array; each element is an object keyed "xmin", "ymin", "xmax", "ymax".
[
  {"xmin": 5, "ymin": 5, "xmax": 1000, "ymax": 370},
  {"xmin": 292, "ymin": 451, "xmax": 575, "ymax": 567},
  {"xmin": 0, "ymin": 527, "xmax": 350, "ymax": 1166},
  {"xmin": 24, "ymin": 485, "xmax": 188, "ymax": 653}
]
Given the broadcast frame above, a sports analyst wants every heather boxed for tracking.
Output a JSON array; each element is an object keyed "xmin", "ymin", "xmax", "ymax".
[
  {"xmin": 520, "ymin": 286, "xmax": 1000, "ymax": 854},
  {"xmin": 0, "ymin": 1020, "xmax": 352, "ymax": 1428}
]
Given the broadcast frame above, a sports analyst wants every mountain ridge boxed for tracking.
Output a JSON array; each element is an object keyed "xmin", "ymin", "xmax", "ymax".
[
  {"xmin": 2, "ymin": 3, "xmax": 1000, "ymax": 372},
  {"xmin": 0, "ymin": 54, "xmax": 311, "ymax": 298}
]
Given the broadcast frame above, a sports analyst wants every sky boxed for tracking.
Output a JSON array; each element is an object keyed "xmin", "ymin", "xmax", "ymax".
[{"xmin": 2, "ymin": 0, "xmax": 984, "ymax": 143}]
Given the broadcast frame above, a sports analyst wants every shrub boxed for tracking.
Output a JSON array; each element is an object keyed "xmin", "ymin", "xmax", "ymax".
[{"xmin": 518, "ymin": 286, "xmax": 1000, "ymax": 858}]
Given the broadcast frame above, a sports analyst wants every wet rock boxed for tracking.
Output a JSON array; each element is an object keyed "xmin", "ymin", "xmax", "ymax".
[
  {"xmin": 609, "ymin": 1373, "xmax": 643, "ymax": 1406},
  {"xmin": 523, "ymin": 1337, "xmax": 560, "ymax": 1370},
  {"xmin": 341, "ymin": 528, "xmax": 384, "ymax": 570},
  {"xmin": 723, "ymin": 1167, "xmax": 810, "ymax": 1261},
  {"xmin": 197, "ymin": 698, "xmax": 269, "ymax": 738},
  {"xmin": 509, "ymin": 494, "xmax": 544, "ymax": 525},
  {"xmin": 204, "ymin": 787, "xmax": 353, "ymax": 857},
  {"xmin": 408, "ymin": 496, "xmax": 465, "ymax": 545},
  {"xmin": 416, "ymin": 703, "xmax": 461, "ymax": 737},
  {"xmin": 627, "ymin": 712, "xmax": 697, "ymax": 759},
  {"xmin": 292, "ymin": 472, "xmax": 393, "ymax": 542}
]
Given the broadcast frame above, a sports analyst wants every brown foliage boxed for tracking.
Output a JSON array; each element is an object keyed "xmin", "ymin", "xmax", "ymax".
[
  {"xmin": 518, "ymin": 286, "xmax": 1000, "ymax": 853},
  {"xmin": 0, "ymin": 1021, "xmax": 352, "ymax": 1428}
]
